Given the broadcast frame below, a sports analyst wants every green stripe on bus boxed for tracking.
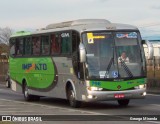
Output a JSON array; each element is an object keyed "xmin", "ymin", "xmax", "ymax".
[{"xmin": 90, "ymin": 78, "xmax": 146, "ymax": 91}]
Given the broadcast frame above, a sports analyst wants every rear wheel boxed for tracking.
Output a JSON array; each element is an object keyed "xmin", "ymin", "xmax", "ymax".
[
  {"xmin": 6, "ymin": 80, "xmax": 11, "ymax": 88},
  {"xmin": 118, "ymin": 99, "xmax": 130, "ymax": 107},
  {"xmin": 67, "ymin": 86, "xmax": 81, "ymax": 108}
]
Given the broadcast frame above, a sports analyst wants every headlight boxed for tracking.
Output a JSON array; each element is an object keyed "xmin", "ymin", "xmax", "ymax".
[
  {"xmin": 86, "ymin": 80, "xmax": 90, "ymax": 86},
  {"xmin": 139, "ymin": 84, "xmax": 146, "ymax": 89},
  {"xmin": 134, "ymin": 84, "xmax": 146, "ymax": 89},
  {"xmin": 87, "ymin": 87, "xmax": 103, "ymax": 91}
]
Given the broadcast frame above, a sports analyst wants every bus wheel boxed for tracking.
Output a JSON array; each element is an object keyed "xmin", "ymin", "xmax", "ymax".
[
  {"xmin": 6, "ymin": 80, "xmax": 11, "ymax": 88},
  {"xmin": 67, "ymin": 86, "xmax": 81, "ymax": 108},
  {"xmin": 23, "ymin": 83, "xmax": 33, "ymax": 101},
  {"xmin": 118, "ymin": 99, "xmax": 130, "ymax": 107}
]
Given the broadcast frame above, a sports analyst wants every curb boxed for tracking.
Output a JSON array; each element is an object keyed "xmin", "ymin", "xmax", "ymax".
[{"xmin": 147, "ymin": 89, "xmax": 160, "ymax": 94}]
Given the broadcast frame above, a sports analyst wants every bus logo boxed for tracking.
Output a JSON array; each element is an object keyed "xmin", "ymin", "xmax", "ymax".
[
  {"xmin": 22, "ymin": 63, "xmax": 47, "ymax": 73},
  {"xmin": 61, "ymin": 33, "xmax": 70, "ymax": 38}
]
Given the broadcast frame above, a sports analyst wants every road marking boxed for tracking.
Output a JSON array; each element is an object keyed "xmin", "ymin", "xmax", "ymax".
[
  {"xmin": 147, "ymin": 121, "xmax": 160, "ymax": 124},
  {"xmin": 0, "ymin": 98, "xmax": 105, "ymax": 115},
  {"xmin": 150, "ymin": 104, "xmax": 160, "ymax": 107},
  {"xmin": 0, "ymin": 105, "xmax": 23, "ymax": 106},
  {"xmin": 147, "ymin": 94, "xmax": 160, "ymax": 97},
  {"xmin": 0, "ymin": 111, "xmax": 34, "ymax": 113},
  {"xmin": 0, "ymin": 98, "xmax": 159, "ymax": 123}
]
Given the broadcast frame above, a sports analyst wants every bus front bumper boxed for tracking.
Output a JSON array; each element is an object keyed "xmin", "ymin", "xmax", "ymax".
[{"xmin": 82, "ymin": 88, "xmax": 146, "ymax": 102}]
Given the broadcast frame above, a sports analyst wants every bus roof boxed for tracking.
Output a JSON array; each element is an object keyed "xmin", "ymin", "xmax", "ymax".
[
  {"xmin": 11, "ymin": 19, "xmax": 139, "ymax": 37},
  {"xmin": 46, "ymin": 19, "xmax": 111, "ymax": 29},
  {"xmin": 11, "ymin": 31, "xmax": 31, "ymax": 38},
  {"xmin": 36, "ymin": 19, "xmax": 138, "ymax": 34}
]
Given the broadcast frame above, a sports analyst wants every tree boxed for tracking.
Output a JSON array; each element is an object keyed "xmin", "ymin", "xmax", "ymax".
[
  {"xmin": 0, "ymin": 27, "xmax": 12, "ymax": 45},
  {"xmin": 0, "ymin": 43, "xmax": 9, "ymax": 55},
  {"xmin": 0, "ymin": 27, "xmax": 12, "ymax": 56}
]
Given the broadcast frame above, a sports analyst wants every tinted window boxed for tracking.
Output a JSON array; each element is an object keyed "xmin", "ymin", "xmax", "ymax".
[
  {"xmin": 51, "ymin": 34, "xmax": 61, "ymax": 54},
  {"xmin": 51, "ymin": 32, "xmax": 72, "ymax": 55},
  {"xmin": 24, "ymin": 37, "xmax": 32, "ymax": 55},
  {"xmin": 32, "ymin": 37, "xmax": 41, "ymax": 55},
  {"xmin": 16, "ymin": 38, "xmax": 23, "ymax": 56},
  {"xmin": 10, "ymin": 39, "xmax": 16, "ymax": 56},
  {"xmin": 41, "ymin": 36, "xmax": 50, "ymax": 55},
  {"xmin": 61, "ymin": 32, "xmax": 71, "ymax": 54}
]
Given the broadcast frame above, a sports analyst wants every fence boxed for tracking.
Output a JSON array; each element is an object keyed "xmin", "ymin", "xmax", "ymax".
[
  {"xmin": 0, "ymin": 59, "xmax": 8, "ymax": 82},
  {"xmin": 147, "ymin": 56, "xmax": 160, "ymax": 89}
]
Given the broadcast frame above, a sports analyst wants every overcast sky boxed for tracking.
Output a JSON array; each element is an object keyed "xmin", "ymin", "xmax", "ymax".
[{"xmin": 0, "ymin": 0, "xmax": 160, "ymax": 37}]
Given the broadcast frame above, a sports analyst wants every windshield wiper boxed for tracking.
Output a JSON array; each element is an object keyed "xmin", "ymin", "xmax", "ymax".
[
  {"xmin": 106, "ymin": 57, "xmax": 113, "ymax": 72},
  {"xmin": 105, "ymin": 57, "xmax": 113, "ymax": 78},
  {"xmin": 119, "ymin": 58, "xmax": 133, "ymax": 78}
]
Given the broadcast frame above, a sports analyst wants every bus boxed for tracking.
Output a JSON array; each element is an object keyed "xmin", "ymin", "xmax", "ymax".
[{"xmin": 9, "ymin": 19, "xmax": 153, "ymax": 108}]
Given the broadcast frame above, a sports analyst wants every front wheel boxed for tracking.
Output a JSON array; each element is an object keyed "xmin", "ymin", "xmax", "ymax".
[
  {"xmin": 67, "ymin": 86, "xmax": 81, "ymax": 108},
  {"xmin": 23, "ymin": 83, "xmax": 40, "ymax": 101},
  {"xmin": 118, "ymin": 99, "xmax": 130, "ymax": 107},
  {"xmin": 23, "ymin": 83, "xmax": 33, "ymax": 101}
]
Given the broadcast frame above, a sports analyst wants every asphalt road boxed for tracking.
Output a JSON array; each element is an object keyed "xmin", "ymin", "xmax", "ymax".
[{"xmin": 0, "ymin": 84, "xmax": 160, "ymax": 124}]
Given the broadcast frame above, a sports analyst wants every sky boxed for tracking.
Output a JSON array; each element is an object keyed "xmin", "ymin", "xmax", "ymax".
[{"xmin": 0, "ymin": 0, "xmax": 160, "ymax": 39}]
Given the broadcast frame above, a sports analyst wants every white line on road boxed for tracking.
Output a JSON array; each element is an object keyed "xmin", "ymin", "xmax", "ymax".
[
  {"xmin": 150, "ymin": 104, "xmax": 160, "ymax": 107},
  {"xmin": 147, "ymin": 121, "xmax": 160, "ymax": 124},
  {"xmin": 0, "ymin": 111, "xmax": 35, "ymax": 113},
  {"xmin": 0, "ymin": 98, "xmax": 159, "ymax": 123},
  {"xmin": 147, "ymin": 94, "xmax": 160, "ymax": 97},
  {"xmin": 0, "ymin": 98, "xmax": 106, "ymax": 115}
]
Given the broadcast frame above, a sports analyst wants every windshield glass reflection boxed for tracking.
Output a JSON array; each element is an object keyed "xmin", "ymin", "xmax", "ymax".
[{"xmin": 82, "ymin": 31, "xmax": 146, "ymax": 80}]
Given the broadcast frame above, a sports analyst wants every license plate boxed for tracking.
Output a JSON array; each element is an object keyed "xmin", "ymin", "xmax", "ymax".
[{"xmin": 114, "ymin": 94, "xmax": 125, "ymax": 99}]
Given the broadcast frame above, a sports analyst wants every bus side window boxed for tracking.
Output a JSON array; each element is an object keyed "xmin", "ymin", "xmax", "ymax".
[
  {"xmin": 16, "ymin": 38, "xmax": 23, "ymax": 56},
  {"xmin": 10, "ymin": 39, "xmax": 16, "ymax": 57},
  {"xmin": 51, "ymin": 34, "xmax": 61, "ymax": 55},
  {"xmin": 72, "ymin": 31, "xmax": 83, "ymax": 79},
  {"xmin": 24, "ymin": 37, "xmax": 32, "ymax": 55},
  {"xmin": 42, "ymin": 35, "xmax": 50, "ymax": 55},
  {"xmin": 32, "ymin": 37, "xmax": 41, "ymax": 55},
  {"xmin": 61, "ymin": 32, "xmax": 71, "ymax": 54}
]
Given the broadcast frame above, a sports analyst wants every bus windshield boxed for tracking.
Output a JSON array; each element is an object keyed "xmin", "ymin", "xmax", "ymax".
[{"xmin": 82, "ymin": 31, "xmax": 146, "ymax": 80}]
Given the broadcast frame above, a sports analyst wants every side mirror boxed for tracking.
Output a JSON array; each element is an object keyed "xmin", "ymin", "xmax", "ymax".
[
  {"xmin": 79, "ymin": 42, "xmax": 86, "ymax": 62},
  {"xmin": 142, "ymin": 40, "xmax": 154, "ymax": 60}
]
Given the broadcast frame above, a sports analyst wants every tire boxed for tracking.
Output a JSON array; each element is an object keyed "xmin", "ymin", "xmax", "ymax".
[
  {"xmin": 67, "ymin": 86, "xmax": 81, "ymax": 108},
  {"xmin": 6, "ymin": 80, "xmax": 11, "ymax": 88},
  {"xmin": 118, "ymin": 99, "xmax": 130, "ymax": 107},
  {"xmin": 23, "ymin": 83, "xmax": 33, "ymax": 101}
]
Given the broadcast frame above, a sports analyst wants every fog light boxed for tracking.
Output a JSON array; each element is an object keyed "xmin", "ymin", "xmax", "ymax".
[
  {"xmin": 143, "ymin": 92, "xmax": 146, "ymax": 96},
  {"xmin": 87, "ymin": 95, "xmax": 93, "ymax": 99}
]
